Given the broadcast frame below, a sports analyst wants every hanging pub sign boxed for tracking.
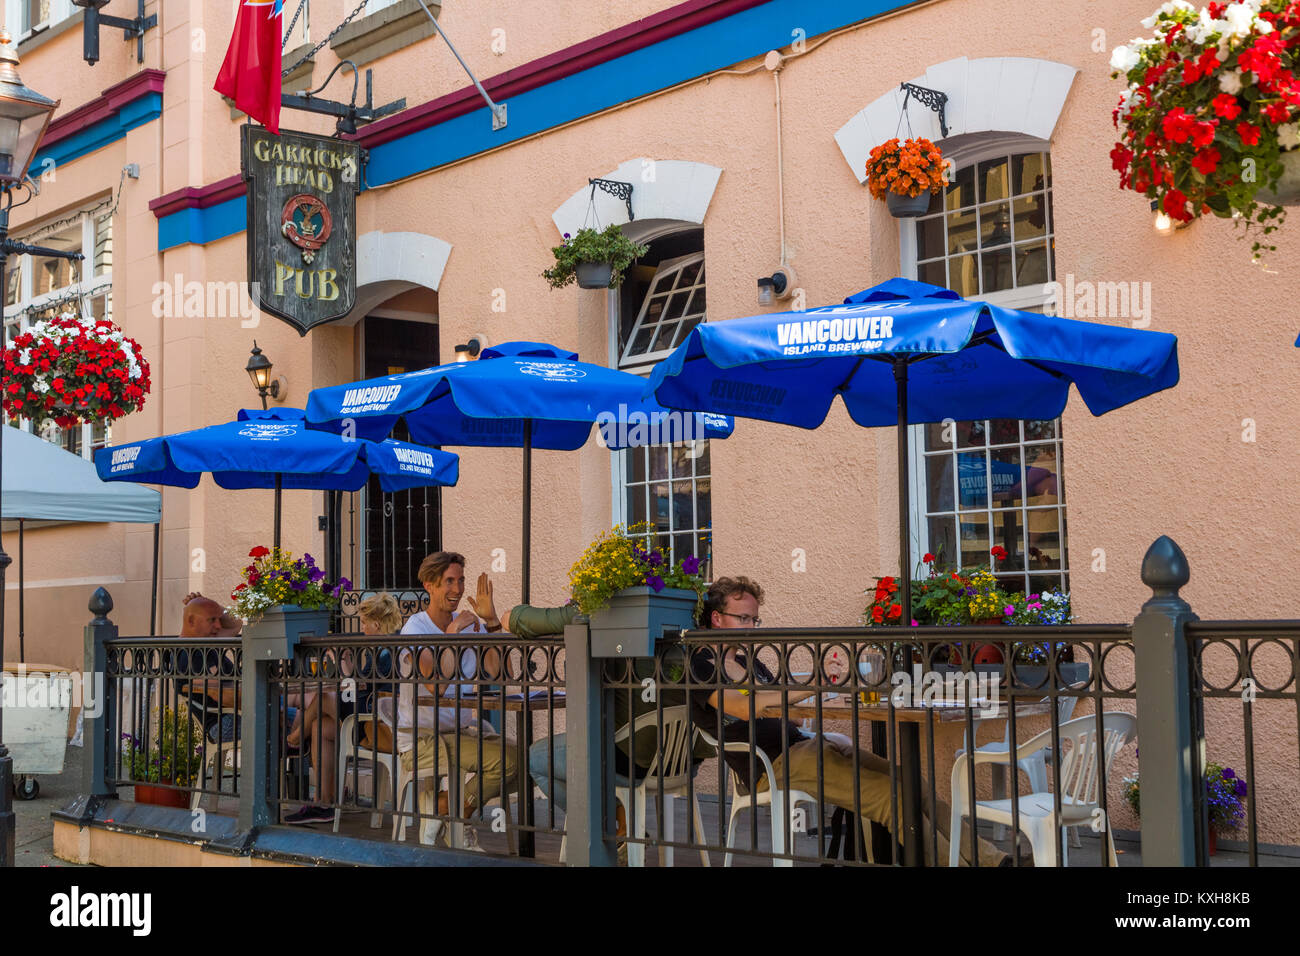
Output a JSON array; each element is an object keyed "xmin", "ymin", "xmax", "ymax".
[{"xmin": 241, "ymin": 126, "xmax": 364, "ymax": 335}]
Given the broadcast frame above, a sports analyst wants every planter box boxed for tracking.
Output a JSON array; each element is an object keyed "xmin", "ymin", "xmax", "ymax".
[
  {"xmin": 133, "ymin": 783, "xmax": 191, "ymax": 809},
  {"xmin": 589, "ymin": 586, "xmax": 699, "ymax": 658},
  {"xmin": 243, "ymin": 605, "xmax": 331, "ymax": 660}
]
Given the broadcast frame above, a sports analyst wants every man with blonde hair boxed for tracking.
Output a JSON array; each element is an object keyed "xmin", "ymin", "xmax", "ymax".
[{"xmin": 383, "ymin": 551, "xmax": 515, "ymax": 849}]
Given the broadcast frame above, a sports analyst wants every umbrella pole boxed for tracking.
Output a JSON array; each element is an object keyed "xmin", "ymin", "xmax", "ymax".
[
  {"xmin": 17, "ymin": 519, "xmax": 22, "ymax": 664},
  {"xmin": 894, "ymin": 362, "xmax": 912, "ymax": 624},
  {"xmin": 149, "ymin": 522, "xmax": 159, "ymax": 637},
  {"xmin": 522, "ymin": 420, "xmax": 531, "ymax": 605},
  {"xmin": 274, "ymin": 474, "xmax": 283, "ymax": 551}
]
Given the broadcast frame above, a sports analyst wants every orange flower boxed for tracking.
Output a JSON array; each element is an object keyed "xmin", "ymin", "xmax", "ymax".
[{"xmin": 866, "ymin": 137, "xmax": 948, "ymax": 201}]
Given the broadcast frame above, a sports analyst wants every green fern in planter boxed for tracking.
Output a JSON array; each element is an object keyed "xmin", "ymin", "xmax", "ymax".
[{"xmin": 543, "ymin": 225, "xmax": 649, "ymax": 289}]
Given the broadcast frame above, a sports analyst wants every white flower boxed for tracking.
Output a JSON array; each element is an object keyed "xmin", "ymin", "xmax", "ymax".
[
  {"xmin": 17, "ymin": 349, "xmax": 30, "ymax": 365},
  {"xmin": 1279, "ymin": 122, "xmax": 1300, "ymax": 151},
  {"xmin": 1110, "ymin": 44, "xmax": 1141, "ymax": 72},
  {"xmin": 1257, "ymin": 18, "xmax": 1273, "ymax": 34},
  {"xmin": 1219, "ymin": 69, "xmax": 1244, "ymax": 94},
  {"xmin": 1223, "ymin": 3, "xmax": 1257, "ymax": 37},
  {"xmin": 32, "ymin": 377, "xmax": 48, "ymax": 393}
]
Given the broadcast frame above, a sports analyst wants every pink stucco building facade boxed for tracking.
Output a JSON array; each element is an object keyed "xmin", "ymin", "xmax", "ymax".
[{"xmin": 2, "ymin": 0, "xmax": 1296, "ymax": 842}]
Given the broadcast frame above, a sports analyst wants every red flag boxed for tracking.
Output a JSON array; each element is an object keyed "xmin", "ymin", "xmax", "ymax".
[{"xmin": 214, "ymin": 0, "xmax": 283, "ymax": 135}]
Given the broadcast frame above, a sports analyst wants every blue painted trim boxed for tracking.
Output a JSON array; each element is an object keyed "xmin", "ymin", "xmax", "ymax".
[
  {"xmin": 34, "ymin": 91, "xmax": 163, "ymax": 172},
  {"xmin": 159, "ymin": 0, "xmax": 913, "ymax": 248}
]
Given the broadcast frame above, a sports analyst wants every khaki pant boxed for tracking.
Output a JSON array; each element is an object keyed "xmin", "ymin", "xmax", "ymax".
[
  {"xmin": 757, "ymin": 739, "xmax": 1006, "ymax": 867},
  {"xmin": 400, "ymin": 731, "xmax": 518, "ymax": 810}
]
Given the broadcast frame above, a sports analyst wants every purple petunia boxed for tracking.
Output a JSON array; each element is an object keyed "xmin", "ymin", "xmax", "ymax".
[
  {"xmin": 290, "ymin": 579, "xmax": 307, "ymax": 591},
  {"xmin": 681, "ymin": 554, "xmax": 700, "ymax": 575},
  {"xmin": 647, "ymin": 550, "xmax": 663, "ymax": 567},
  {"xmin": 303, "ymin": 553, "xmax": 316, "ymax": 567},
  {"xmin": 309, "ymin": 568, "xmax": 325, "ymax": 582},
  {"xmin": 646, "ymin": 574, "xmax": 665, "ymax": 592},
  {"xmin": 1234, "ymin": 779, "xmax": 1247, "ymax": 797},
  {"xmin": 339, "ymin": 577, "xmax": 352, "ymax": 591},
  {"xmin": 1222, "ymin": 767, "xmax": 1235, "ymax": 779}
]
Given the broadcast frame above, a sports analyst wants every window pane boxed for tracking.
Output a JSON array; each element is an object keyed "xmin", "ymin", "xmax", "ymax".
[
  {"xmin": 5, "ymin": 263, "xmax": 18, "ymax": 306},
  {"xmin": 1024, "ymin": 419, "xmax": 1056, "ymax": 441},
  {"xmin": 956, "ymin": 451, "xmax": 987, "ymax": 510},
  {"xmin": 673, "ymin": 316, "xmax": 702, "ymax": 347},
  {"xmin": 958, "ymin": 512, "xmax": 991, "ymax": 565},
  {"xmin": 652, "ymin": 321, "xmax": 677, "ymax": 353},
  {"xmin": 949, "ymin": 253, "xmax": 978, "ymax": 297},
  {"xmin": 927, "ymin": 516, "xmax": 958, "ymax": 570},
  {"xmin": 925, "ymin": 454, "xmax": 955, "ymax": 512},
  {"xmin": 924, "ymin": 421, "xmax": 951, "ymax": 451},
  {"xmin": 916, "ymin": 216, "xmax": 945, "ymax": 260},
  {"xmin": 1028, "ymin": 574, "xmax": 1064, "ymax": 599},
  {"xmin": 955, "ymin": 420, "xmax": 986, "ymax": 448},
  {"xmin": 650, "ymin": 482, "xmax": 670, "ymax": 534},
  {"xmin": 980, "ymin": 248, "xmax": 1013, "ymax": 294},
  {"xmin": 991, "ymin": 510, "xmax": 1025, "ymax": 571},
  {"xmin": 692, "ymin": 440, "xmax": 710, "ymax": 475},
  {"xmin": 1015, "ymin": 242, "xmax": 1049, "ymax": 288},
  {"xmin": 677, "ymin": 260, "xmax": 701, "ymax": 287},
  {"xmin": 990, "ymin": 447, "xmax": 1022, "ymax": 507},
  {"xmin": 989, "ymin": 420, "xmax": 1020, "ymax": 445},
  {"xmin": 697, "ymin": 533, "xmax": 713, "ymax": 582},
  {"xmin": 1012, "ymin": 153, "xmax": 1048, "ymax": 196},
  {"xmin": 695, "ymin": 478, "xmax": 711, "ymax": 530},
  {"xmin": 672, "ymin": 533, "xmax": 694, "ymax": 566},
  {"xmin": 917, "ymin": 259, "xmax": 946, "ymax": 288},
  {"xmin": 627, "ymin": 484, "xmax": 647, "ymax": 526},
  {"xmin": 945, "ymin": 164, "xmax": 975, "ymax": 211},
  {"xmin": 629, "ymin": 447, "xmax": 647, "ymax": 484},
  {"xmin": 31, "ymin": 223, "xmax": 80, "ymax": 296},
  {"xmin": 946, "ymin": 208, "xmax": 977, "ymax": 256},
  {"xmin": 648, "ymin": 445, "xmax": 668, "ymax": 481},
  {"xmin": 1024, "ymin": 444, "xmax": 1061, "ymax": 504},
  {"xmin": 1013, "ymin": 193, "xmax": 1048, "ymax": 240},
  {"xmin": 630, "ymin": 324, "xmax": 656, "ymax": 356},
  {"xmin": 665, "ymin": 291, "xmax": 691, "ymax": 321},
  {"xmin": 95, "ymin": 215, "xmax": 113, "ymax": 276},
  {"xmin": 980, "ymin": 202, "xmax": 1012, "ymax": 248},
  {"xmin": 1026, "ymin": 508, "xmax": 1061, "ymax": 567},
  {"xmin": 977, "ymin": 156, "xmax": 1009, "ymax": 203}
]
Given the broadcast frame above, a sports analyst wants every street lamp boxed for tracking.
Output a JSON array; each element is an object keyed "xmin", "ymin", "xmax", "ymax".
[
  {"xmin": 0, "ymin": 30, "xmax": 74, "ymax": 870},
  {"xmin": 245, "ymin": 341, "xmax": 281, "ymax": 409}
]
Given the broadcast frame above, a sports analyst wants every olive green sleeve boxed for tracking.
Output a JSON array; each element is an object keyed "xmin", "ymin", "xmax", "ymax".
[{"xmin": 506, "ymin": 602, "xmax": 579, "ymax": 638}]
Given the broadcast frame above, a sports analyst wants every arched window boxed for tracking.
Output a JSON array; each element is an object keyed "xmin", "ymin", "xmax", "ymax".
[
  {"xmin": 611, "ymin": 226, "xmax": 712, "ymax": 579},
  {"xmin": 903, "ymin": 137, "xmax": 1068, "ymax": 598}
]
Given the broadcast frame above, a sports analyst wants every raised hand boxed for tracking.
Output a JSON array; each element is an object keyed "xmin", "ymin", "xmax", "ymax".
[{"xmin": 464, "ymin": 572, "xmax": 499, "ymax": 629}]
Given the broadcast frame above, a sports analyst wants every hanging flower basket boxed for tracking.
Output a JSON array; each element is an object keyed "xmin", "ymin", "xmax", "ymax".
[
  {"xmin": 2, "ymin": 312, "xmax": 151, "ymax": 428},
  {"xmin": 543, "ymin": 225, "xmax": 649, "ymax": 290},
  {"xmin": 866, "ymin": 137, "xmax": 949, "ymax": 219},
  {"xmin": 1109, "ymin": 2, "xmax": 1300, "ymax": 260}
]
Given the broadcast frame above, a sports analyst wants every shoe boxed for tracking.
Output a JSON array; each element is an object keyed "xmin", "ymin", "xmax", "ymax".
[{"xmin": 284, "ymin": 804, "xmax": 335, "ymax": 824}]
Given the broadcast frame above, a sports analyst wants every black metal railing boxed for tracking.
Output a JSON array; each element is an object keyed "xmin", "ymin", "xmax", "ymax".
[
  {"xmin": 266, "ymin": 632, "xmax": 566, "ymax": 857},
  {"xmin": 597, "ymin": 625, "xmax": 1135, "ymax": 867},
  {"xmin": 1185, "ymin": 621, "xmax": 1300, "ymax": 866},
  {"xmin": 104, "ymin": 636, "xmax": 244, "ymax": 809}
]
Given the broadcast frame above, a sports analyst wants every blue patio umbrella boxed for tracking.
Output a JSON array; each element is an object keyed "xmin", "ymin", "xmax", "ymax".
[
  {"xmin": 647, "ymin": 277, "xmax": 1180, "ymax": 619},
  {"xmin": 306, "ymin": 342, "xmax": 733, "ymax": 601},
  {"xmin": 96, "ymin": 407, "xmax": 459, "ymax": 548}
]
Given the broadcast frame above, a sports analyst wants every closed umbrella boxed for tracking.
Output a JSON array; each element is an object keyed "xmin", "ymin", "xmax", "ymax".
[
  {"xmin": 95, "ymin": 407, "xmax": 459, "ymax": 548},
  {"xmin": 306, "ymin": 342, "xmax": 732, "ymax": 601}
]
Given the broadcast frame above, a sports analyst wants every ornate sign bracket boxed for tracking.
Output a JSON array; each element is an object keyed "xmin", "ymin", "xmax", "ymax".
[{"xmin": 899, "ymin": 82, "xmax": 949, "ymax": 139}]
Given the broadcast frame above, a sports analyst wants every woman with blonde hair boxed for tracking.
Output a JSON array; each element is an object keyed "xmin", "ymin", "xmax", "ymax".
[{"xmin": 284, "ymin": 592, "xmax": 401, "ymax": 824}]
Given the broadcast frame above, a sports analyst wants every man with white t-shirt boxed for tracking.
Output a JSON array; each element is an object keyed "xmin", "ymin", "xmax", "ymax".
[{"xmin": 387, "ymin": 550, "xmax": 516, "ymax": 842}]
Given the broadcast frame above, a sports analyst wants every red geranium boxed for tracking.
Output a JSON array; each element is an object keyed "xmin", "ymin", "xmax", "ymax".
[
  {"xmin": 249, "ymin": 546, "xmax": 271, "ymax": 558},
  {"xmin": 990, "ymin": 546, "xmax": 1009, "ymax": 561},
  {"xmin": 1, "ymin": 312, "xmax": 150, "ymax": 428}
]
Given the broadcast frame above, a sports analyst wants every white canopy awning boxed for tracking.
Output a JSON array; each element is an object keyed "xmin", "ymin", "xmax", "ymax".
[{"xmin": 2, "ymin": 425, "xmax": 160, "ymax": 525}]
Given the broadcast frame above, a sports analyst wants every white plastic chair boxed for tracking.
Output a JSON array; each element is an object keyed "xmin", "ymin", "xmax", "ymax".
[
  {"xmin": 949, "ymin": 711, "xmax": 1137, "ymax": 867},
  {"xmin": 332, "ymin": 712, "xmax": 388, "ymax": 832},
  {"xmin": 697, "ymin": 725, "xmax": 825, "ymax": 867},
  {"xmin": 956, "ymin": 681, "xmax": 1086, "ymax": 844},
  {"xmin": 615, "ymin": 706, "xmax": 710, "ymax": 867}
]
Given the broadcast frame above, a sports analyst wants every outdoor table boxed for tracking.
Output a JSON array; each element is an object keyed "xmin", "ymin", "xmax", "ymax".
[
  {"xmin": 761, "ymin": 696, "xmax": 1051, "ymax": 866},
  {"xmin": 452, "ymin": 689, "xmax": 567, "ymax": 858}
]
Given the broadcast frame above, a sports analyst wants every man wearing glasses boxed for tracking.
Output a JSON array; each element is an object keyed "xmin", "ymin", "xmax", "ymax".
[{"xmin": 692, "ymin": 575, "xmax": 1010, "ymax": 866}]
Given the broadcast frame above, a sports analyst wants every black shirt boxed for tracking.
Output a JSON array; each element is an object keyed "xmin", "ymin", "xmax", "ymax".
[{"xmin": 689, "ymin": 645, "xmax": 806, "ymax": 793}]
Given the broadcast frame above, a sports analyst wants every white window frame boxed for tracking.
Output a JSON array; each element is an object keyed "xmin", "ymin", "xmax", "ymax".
[
  {"xmin": 616, "ymin": 251, "xmax": 705, "ymax": 370},
  {"xmin": 3, "ymin": 207, "xmax": 113, "ymax": 458},
  {"xmin": 6, "ymin": 0, "xmax": 74, "ymax": 42},
  {"xmin": 900, "ymin": 137, "xmax": 1067, "ymax": 593},
  {"xmin": 609, "ymin": 240, "xmax": 713, "ymax": 576}
]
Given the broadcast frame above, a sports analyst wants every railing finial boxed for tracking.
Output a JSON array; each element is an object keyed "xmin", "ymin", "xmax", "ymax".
[
  {"xmin": 1140, "ymin": 535, "xmax": 1189, "ymax": 597},
  {"xmin": 88, "ymin": 586, "xmax": 114, "ymax": 621}
]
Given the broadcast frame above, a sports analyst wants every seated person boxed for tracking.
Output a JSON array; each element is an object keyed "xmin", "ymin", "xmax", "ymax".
[
  {"xmin": 515, "ymin": 602, "xmax": 714, "ymax": 848},
  {"xmin": 281, "ymin": 592, "xmax": 402, "ymax": 824},
  {"xmin": 693, "ymin": 575, "xmax": 1010, "ymax": 867},
  {"xmin": 382, "ymin": 551, "xmax": 516, "ymax": 843}
]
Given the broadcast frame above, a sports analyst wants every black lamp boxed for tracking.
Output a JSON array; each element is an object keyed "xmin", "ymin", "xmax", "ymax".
[
  {"xmin": 245, "ymin": 341, "xmax": 280, "ymax": 408},
  {"xmin": 71, "ymin": 0, "xmax": 157, "ymax": 66},
  {"xmin": 0, "ymin": 32, "xmax": 59, "ymax": 184},
  {"xmin": 455, "ymin": 337, "xmax": 483, "ymax": 362}
]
